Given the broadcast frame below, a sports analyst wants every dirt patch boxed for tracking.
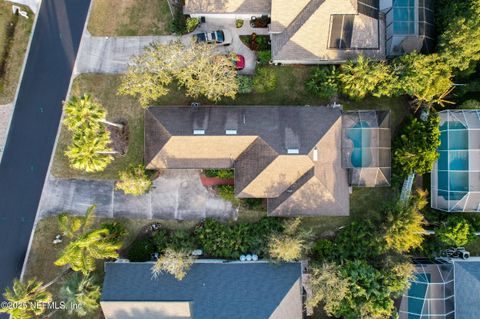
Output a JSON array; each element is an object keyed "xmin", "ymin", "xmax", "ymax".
[{"xmin": 108, "ymin": 119, "xmax": 129, "ymax": 156}]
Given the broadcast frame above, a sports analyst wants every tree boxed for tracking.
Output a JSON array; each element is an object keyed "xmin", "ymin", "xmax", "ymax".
[
  {"xmin": 0, "ymin": 278, "xmax": 52, "ymax": 319},
  {"xmin": 58, "ymin": 205, "xmax": 96, "ymax": 239},
  {"xmin": 436, "ymin": 216, "xmax": 477, "ymax": 247},
  {"xmin": 268, "ymin": 218, "xmax": 308, "ymax": 261},
  {"xmin": 55, "ymin": 228, "xmax": 122, "ymax": 275},
  {"xmin": 63, "ymin": 94, "xmax": 122, "ymax": 132},
  {"xmin": 116, "ymin": 164, "xmax": 152, "ymax": 196},
  {"xmin": 338, "ymin": 55, "xmax": 398, "ymax": 100},
  {"xmin": 305, "ymin": 66, "xmax": 339, "ymax": 100},
  {"xmin": 60, "ymin": 273, "xmax": 101, "ymax": 317},
  {"xmin": 151, "ymin": 248, "xmax": 195, "ymax": 281},
  {"xmin": 64, "ymin": 128, "xmax": 114, "ymax": 173},
  {"xmin": 394, "ymin": 53, "xmax": 454, "ymax": 111},
  {"xmin": 119, "ymin": 40, "xmax": 238, "ymax": 107},
  {"xmin": 393, "ymin": 114, "xmax": 441, "ymax": 176},
  {"xmin": 384, "ymin": 191, "xmax": 427, "ymax": 253}
]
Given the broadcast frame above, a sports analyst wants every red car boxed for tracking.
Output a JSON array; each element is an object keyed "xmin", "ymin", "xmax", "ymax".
[{"xmin": 227, "ymin": 53, "xmax": 245, "ymax": 70}]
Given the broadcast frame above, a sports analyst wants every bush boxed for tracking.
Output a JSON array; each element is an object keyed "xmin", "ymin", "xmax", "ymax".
[
  {"xmin": 253, "ymin": 67, "xmax": 277, "ymax": 93},
  {"xmin": 127, "ymin": 237, "xmax": 155, "ymax": 262},
  {"xmin": 185, "ymin": 17, "xmax": 199, "ymax": 33},
  {"xmin": 256, "ymin": 35, "xmax": 271, "ymax": 50},
  {"xmin": 236, "ymin": 19, "xmax": 244, "ymax": 28},
  {"xmin": 257, "ymin": 51, "xmax": 271, "ymax": 65},
  {"xmin": 116, "ymin": 164, "xmax": 153, "ymax": 196},
  {"xmin": 100, "ymin": 222, "xmax": 128, "ymax": 244},
  {"xmin": 237, "ymin": 76, "xmax": 253, "ymax": 94},
  {"xmin": 194, "ymin": 218, "xmax": 283, "ymax": 259},
  {"xmin": 461, "ymin": 99, "xmax": 480, "ymax": 109},
  {"xmin": 151, "ymin": 248, "xmax": 195, "ymax": 281},
  {"xmin": 305, "ymin": 66, "xmax": 339, "ymax": 100},
  {"xmin": 203, "ymin": 169, "xmax": 234, "ymax": 179},
  {"xmin": 217, "ymin": 185, "xmax": 239, "ymax": 205},
  {"xmin": 436, "ymin": 216, "xmax": 477, "ymax": 247},
  {"xmin": 312, "ymin": 239, "xmax": 334, "ymax": 260},
  {"xmin": 152, "ymin": 228, "xmax": 196, "ymax": 253},
  {"xmin": 170, "ymin": 10, "xmax": 187, "ymax": 35},
  {"xmin": 243, "ymin": 198, "xmax": 264, "ymax": 210}
]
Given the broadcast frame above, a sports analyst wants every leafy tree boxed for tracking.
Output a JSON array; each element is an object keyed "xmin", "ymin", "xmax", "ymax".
[
  {"xmin": 0, "ymin": 278, "xmax": 52, "ymax": 319},
  {"xmin": 338, "ymin": 55, "xmax": 398, "ymax": 100},
  {"xmin": 382, "ymin": 256, "xmax": 415, "ymax": 296},
  {"xmin": 268, "ymin": 218, "xmax": 308, "ymax": 261},
  {"xmin": 436, "ymin": 216, "xmax": 477, "ymax": 247},
  {"xmin": 384, "ymin": 190, "xmax": 427, "ymax": 253},
  {"xmin": 334, "ymin": 220, "xmax": 385, "ymax": 260},
  {"xmin": 151, "ymin": 248, "xmax": 195, "ymax": 281},
  {"xmin": 393, "ymin": 114, "xmax": 441, "ymax": 176},
  {"xmin": 305, "ymin": 66, "xmax": 339, "ymax": 100},
  {"xmin": 63, "ymin": 94, "xmax": 122, "ymax": 132},
  {"xmin": 394, "ymin": 53, "xmax": 454, "ymax": 110},
  {"xmin": 253, "ymin": 67, "xmax": 277, "ymax": 93},
  {"xmin": 116, "ymin": 164, "xmax": 152, "ymax": 196},
  {"xmin": 437, "ymin": 0, "xmax": 480, "ymax": 71},
  {"xmin": 59, "ymin": 273, "xmax": 101, "ymax": 317},
  {"xmin": 55, "ymin": 228, "xmax": 122, "ymax": 275},
  {"xmin": 119, "ymin": 41, "xmax": 238, "ymax": 106},
  {"xmin": 64, "ymin": 128, "xmax": 114, "ymax": 173},
  {"xmin": 58, "ymin": 205, "xmax": 96, "ymax": 239},
  {"xmin": 185, "ymin": 17, "xmax": 199, "ymax": 33}
]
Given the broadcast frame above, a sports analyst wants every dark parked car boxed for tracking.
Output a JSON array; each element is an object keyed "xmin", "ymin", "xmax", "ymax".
[{"xmin": 194, "ymin": 30, "xmax": 232, "ymax": 46}]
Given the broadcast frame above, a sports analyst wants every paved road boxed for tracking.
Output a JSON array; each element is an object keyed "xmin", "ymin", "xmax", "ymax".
[{"xmin": 0, "ymin": 0, "xmax": 90, "ymax": 299}]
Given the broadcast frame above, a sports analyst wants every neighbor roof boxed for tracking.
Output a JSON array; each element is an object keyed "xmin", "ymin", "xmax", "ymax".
[
  {"xmin": 270, "ymin": 0, "xmax": 385, "ymax": 63},
  {"xmin": 101, "ymin": 261, "xmax": 303, "ymax": 319},
  {"xmin": 183, "ymin": 0, "xmax": 271, "ymax": 14},
  {"xmin": 454, "ymin": 261, "xmax": 480, "ymax": 319},
  {"xmin": 144, "ymin": 106, "xmax": 349, "ymax": 217}
]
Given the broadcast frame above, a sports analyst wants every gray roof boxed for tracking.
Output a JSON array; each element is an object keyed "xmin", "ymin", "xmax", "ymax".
[
  {"xmin": 455, "ymin": 261, "xmax": 480, "ymax": 319},
  {"xmin": 101, "ymin": 261, "xmax": 303, "ymax": 319}
]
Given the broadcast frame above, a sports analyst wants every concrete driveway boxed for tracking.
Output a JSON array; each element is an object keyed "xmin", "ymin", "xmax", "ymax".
[{"xmin": 38, "ymin": 170, "xmax": 235, "ymax": 220}]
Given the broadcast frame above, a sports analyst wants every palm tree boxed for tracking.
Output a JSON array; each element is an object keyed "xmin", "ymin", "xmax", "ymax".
[
  {"xmin": 63, "ymin": 94, "xmax": 123, "ymax": 132},
  {"xmin": 0, "ymin": 278, "xmax": 52, "ymax": 319},
  {"xmin": 58, "ymin": 205, "xmax": 96, "ymax": 239},
  {"xmin": 64, "ymin": 128, "xmax": 115, "ymax": 173},
  {"xmin": 55, "ymin": 228, "xmax": 122, "ymax": 275},
  {"xmin": 59, "ymin": 273, "xmax": 101, "ymax": 317}
]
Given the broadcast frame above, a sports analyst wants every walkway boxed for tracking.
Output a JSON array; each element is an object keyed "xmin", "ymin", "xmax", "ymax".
[
  {"xmin": 0, "ymin": 103, "xmax": 12, "ymax": 160},
  {"xmin": 0, "ymin": 0, "xmax": 90, "ymax": 296},
  {"xmin": 74, "ymin": 19, "xmax": 260, "ymax": 76},
  {"xmin": 38, "ymin": 170, "xmax": 235, "ymax": 220}
]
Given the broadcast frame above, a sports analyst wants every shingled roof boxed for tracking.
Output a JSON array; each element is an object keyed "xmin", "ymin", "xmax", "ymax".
[
  {"xmin": 144, "ymin": 106, "xmax": 349, "ymax": 217},
  {"xmin": 101, "ymin": 261, "xmax": 303, "ymax": 319}
]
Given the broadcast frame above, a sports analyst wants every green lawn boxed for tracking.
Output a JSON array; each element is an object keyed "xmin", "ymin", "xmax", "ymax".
[
  {"xmin": 87, "ymin": 0, "xmax": 173, "ymax": 36},
  {"xmin": 0, "ymin": 3, "xmax": 33, "ymax": 104}
]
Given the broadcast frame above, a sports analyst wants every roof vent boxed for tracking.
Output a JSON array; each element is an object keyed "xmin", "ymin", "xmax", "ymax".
[
  {"xmin": 226, "ymin": 129, "xmax": 237, "ymax": 135},
  {"xmin": 313, "ymin": 147, "xmax": 318, "ymax": 161},
  {"xmin": 193, "ymin": 129, "xmax": 205, "ymax": 135},
  {"xmin": 191, "ymin": 102, "xmax": 200, "ymax": 109},
  {"xmin": 287, "ymin": 148, "xmax": 299, "ymax": 154}
]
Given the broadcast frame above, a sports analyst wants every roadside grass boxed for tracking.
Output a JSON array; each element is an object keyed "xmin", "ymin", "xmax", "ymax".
[
  {"xmin": 87, "ymin": 0, "xmax": 173, "ymax": 36},
  {"xmin": 0, "ymin": 3, "xmax": 33, "ymax": 104}
]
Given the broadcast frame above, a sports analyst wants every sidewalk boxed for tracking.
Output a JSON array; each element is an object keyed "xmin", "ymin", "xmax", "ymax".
[
  {"xmin": 38, "ymin": 170, "xmax": 235, "ymax": 221},
  {"xmin": 0, "ymin": 103, "xmax": 13, "ymax": 160}
]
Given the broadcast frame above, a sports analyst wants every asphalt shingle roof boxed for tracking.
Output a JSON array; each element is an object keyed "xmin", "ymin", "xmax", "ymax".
[{"xmin": 455, "ymin": 261, "xmax": 480, "ymax": 319}]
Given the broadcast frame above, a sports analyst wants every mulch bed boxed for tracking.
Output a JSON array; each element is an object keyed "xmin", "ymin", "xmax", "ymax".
[{"xmin": 107, "ymin": 119, "xmax": 128, "ymax": 155}]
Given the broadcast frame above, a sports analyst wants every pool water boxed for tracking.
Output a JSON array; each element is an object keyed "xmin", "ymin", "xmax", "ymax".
[
  {"xmin": 407, "ymin": 273, "xmax": 430, "ymax": 318},
  {"xmin": 347, "ymin": 121, "xmax": 372, "ymax": 168}
]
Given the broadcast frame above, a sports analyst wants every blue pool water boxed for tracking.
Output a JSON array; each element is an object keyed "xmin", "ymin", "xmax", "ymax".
[
  {"xmin": 347, "ymin": 121, "xmax": 372, "ymax": 168},
  {"xmin": 407, "ymin": 273, "xmax": 430, "ymax": 318}
]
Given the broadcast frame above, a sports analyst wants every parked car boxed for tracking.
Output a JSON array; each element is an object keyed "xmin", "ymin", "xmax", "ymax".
[
  {"xmin": 193, "ymin": 30, "xmax": 232, "ymax": 46},
  {"xmin": 226, "ymin": 53, "xmax": 245, "ymax": 70}
]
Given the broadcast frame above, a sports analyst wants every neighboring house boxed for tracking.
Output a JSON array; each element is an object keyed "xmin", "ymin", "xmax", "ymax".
[
  {"xmin": 184, "ymin": 0, "xmax": 434, "ymax": 63},
  {"xmin": 100, "ymin": 261, "xmax": 303, "ymax": 319},
  {"xmin": 431, "ymin": 110, "xmax": 480, "ymax": 212},
  {"xmin": 144, "ymin": 106, "xmax": 391, "ymax": 216},
  {"xmin": 399, "ymin": 259, "xmax": 480, "ymax": 319}
]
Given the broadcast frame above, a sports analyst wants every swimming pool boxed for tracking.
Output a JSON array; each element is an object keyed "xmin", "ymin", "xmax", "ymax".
[{"xmin": 347, "ymin": 121, "xmax": 372, "ymax": 168}]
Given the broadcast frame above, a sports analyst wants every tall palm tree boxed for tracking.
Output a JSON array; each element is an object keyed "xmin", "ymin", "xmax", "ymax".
[
  {"xmin": 60, "ymin": 273, "xmax": 101, "ymax": 317},
  {"xmin": 55, "ymin": 228, "xmax": 122, "ymax": 275},
  {"xmin": 58, "ymin": 205, "xmax": 96, "ymax": 239},
  {"xmin": 63, "ymin": 94, "xmax": 123, "ymax": 132},
  {"xmin": 0, "ymin": 278, "xmax": 52, "ymax": 319},
  {"xmin": 64, "ymin": 128, "xmax": 115, "ymax": 173}
]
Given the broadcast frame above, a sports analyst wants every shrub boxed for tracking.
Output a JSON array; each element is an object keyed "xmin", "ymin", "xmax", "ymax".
[
  {"xmin": 243, "ymin": 198, "xmax": 264, "ymax": 210},
  {"xmin": 151, "ymin": 248, "xmax": 195, "ymax": 281},
  {"xmin": 170, "ymin": 10, "xmax": 187, "ymax": 35},
  {"xmin": 194, "ymin": 218, "xmax": 283, "ymax": 259},
  {"xmin": 235, "ymin": 19, "xmax": 244, "ymax": 28},
  {"xmin": 152, "ymin": 228, "xmax": 196, "ymax": 253},
  {"xmin": 305, "ymin": 66, "xmax": 339, "ymax": 100},
  {"xmin": 203, "ymin": 169, "xmax": 234, "ymax": 179},
  {"xmin": 185, "ymin": 17, "xmax": 199, "ymax": 33},
  {"xmin": 461, "ymin": 99, "xmax": 480, "ymax": 109},
  {"xmin": 253, "ymin": 67, "xmax": 277, "ymax": 93},
  {"xmin": 217, "ymin": 185, "xmax": 239, "ymax": 205},
  {"xmin": 312, "ymin": 239, "xmax": 334, "ymax": 260},
  {"xmin": 237, "ymin": 76, "xmax": 253, "ymax": 94},
  {"xmin": 116, "ymin": 164, "xmax": 152, "ymax": 196},
  {"xmin": 436, "ymin": 216, "xmax": 477, "ymax": 247},
  {"xmin": 100, "ymin": 222, "xmax": 128, "ymax": 244},
  {"xmin": 127, "ymin": 237, "xmax": 155, "ymax": 262},
  {"xmin": 257, "ymin": 51, "xmax": 271, "ymax": 65},
  {"xmin": 256, "ymin": 35, "xmax": 271, "ymax": 50}
]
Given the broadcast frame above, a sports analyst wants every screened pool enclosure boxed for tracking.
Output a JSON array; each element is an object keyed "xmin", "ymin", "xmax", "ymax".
[
  {"xmin": 342, "ymin": 111, "xmax": 391, "ymax": 187},
  {"xmin": 431, "ymin": 110, "xmax": 480, "ymax": 212}
]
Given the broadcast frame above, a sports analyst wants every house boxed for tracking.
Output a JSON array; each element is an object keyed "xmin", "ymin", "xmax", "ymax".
[
  {"xmin": 144, "ymin": 106, "xmax": 391, "ymax": 216},
  {"xmin": 100, "ymin": 261, "xmax": 303, "ymax": 319},
  {"xmin": 431, "ymin": 110, "xmax": 480, "ymax": 212},
  {"xmin": 184, "ymin": 0, "xmax": 434, "ymax": 64},
  {"xmin": 398, "ymin": 259, "xmax": 480, "ymax": 319}
]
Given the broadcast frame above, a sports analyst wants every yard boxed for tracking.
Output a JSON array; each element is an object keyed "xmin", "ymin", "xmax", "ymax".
[
  {"xmin": 0, "ymin": 2, "xmax": 33, "ymax": 104},
  {"xmin": 87, "ymin": 0, "xmax": 173, "ymax": 36}
]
